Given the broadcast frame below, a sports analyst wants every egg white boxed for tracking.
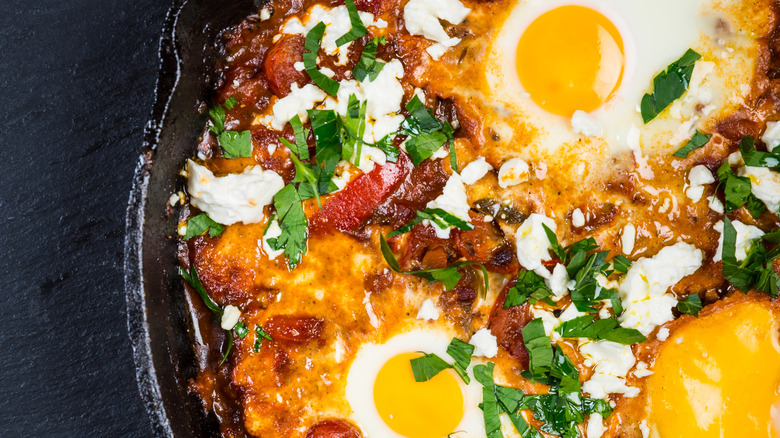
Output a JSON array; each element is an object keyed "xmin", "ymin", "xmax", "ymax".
[{"xmin": 485, "ymin": 0, "xmax": 758, "ymax": 155}]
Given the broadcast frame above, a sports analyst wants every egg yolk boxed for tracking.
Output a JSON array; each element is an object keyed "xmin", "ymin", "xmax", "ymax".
[
  {"xmin": 516, "ymin": 5, "xmax": 624, "ymax": 116},
  {"xmin": 647, "ymin": 301, "xmax": 780, "ymax": 437},
  {"xmin": 373, "ymin": 352, "xmax": 464, "ymax": 438}
]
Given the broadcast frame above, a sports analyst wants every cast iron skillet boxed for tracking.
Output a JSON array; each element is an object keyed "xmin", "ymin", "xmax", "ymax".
[{"xmin": 124, "ymin": 0, "xmax": 262, "ymax": 435}]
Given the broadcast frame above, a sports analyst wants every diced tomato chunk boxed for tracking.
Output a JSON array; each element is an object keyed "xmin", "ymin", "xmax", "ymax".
[{"xmin": 488, "ymin": 281, "xmax": 531, "ymax": 367}]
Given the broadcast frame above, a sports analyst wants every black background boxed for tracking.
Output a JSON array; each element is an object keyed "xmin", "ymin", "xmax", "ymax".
[{"xmin": 0, "ymin": 0, "xmax": 170, "ymax": 436}]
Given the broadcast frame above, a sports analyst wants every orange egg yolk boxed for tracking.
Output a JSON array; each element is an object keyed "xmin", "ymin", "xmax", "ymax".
[
  {"xmin": 647, "ymin": 301, "xmax": 780, "ymax": 437},
  {"xmin": 516, "ymin": 5, "xmax": 624, "ymax": 116},
  {"xmin": 373, "ymin": 352, "xmax": 464, "ymax": 438}
]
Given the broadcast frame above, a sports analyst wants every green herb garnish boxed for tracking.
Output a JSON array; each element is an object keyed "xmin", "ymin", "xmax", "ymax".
[
  {"xmin": 716, "ymin": 161, "xmax": 765, "ymax": 219},
  {"xmin": 253, "ymin": 325, "xmax": 274, "ymax": 352},
  {"xmin": 504, "ymin": 270, "xmax": 554, "ymax": 307},
  {"xmin": 182, "ymin": 213, "xmax": 225, "ymax": 240},
  {"xmin": 676, "ymin": 294, "xmax": 702, "ymax": 317},
  {"xmin": 267, "ymin": 185, "xmax": 309, "ymax": 269},
  {"xmin": 208, "ymin": 97, "xmax": 252, "ymax": 158},
  {"xmin": 640, "ymin": 49, "xmax": 701, "ymax": 123},
  {"xmin": 410, "ymin": 338, "xmax": 475, "ymax": 384},
  {"xmin": 353, "ymin": 36, "xmax": 387, "ymax": 82},
  {"xmin": 334, "ymin": 0, "xmax": 367, "ymax": 46},
  {"xmin": 721, "ymin": 218, "xmax": 780, "ymax": 297},
  {"xmin": 673, "ymin": 130, "xmax": 712, "ymax": 158},
  {"xmin": 738, "ymin": 136, "xmax": 780, "ymax": 168},
  {"xmin": 387, "ymin": 208, "xmax": 474, "ymax": 238},
  {"xmin": 555, "ymin": 315, "xmax": 646, "ymax": 344},
  {"xmin": 400, "ymin": 96, "xmax": 455, "ymax": 165},
  {"xmin": 303, "ymin": 22, "xmax": 340, "ymax": 96}
]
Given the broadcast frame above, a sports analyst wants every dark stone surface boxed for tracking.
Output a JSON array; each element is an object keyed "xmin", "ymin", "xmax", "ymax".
[{"xmin": 0, "ymin": 0, "xmax": 169, "ymax": 436}]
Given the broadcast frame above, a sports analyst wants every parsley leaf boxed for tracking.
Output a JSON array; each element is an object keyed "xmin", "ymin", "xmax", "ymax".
[
  {"xmin": 208, "ymin": 98, "xmax": 253, "ymax": 158},
  {"xmin": 676, "ymin": 294, "xmax": 702, "ymax": 317},
  {"xmin": 208, "ymin": 105, "xmax": 226, "ymax": 134},
  {"xmin": 521, "ymin": 318, "xmax": 554, "ymax": 381},
  {"xmin": 284, "ymin": 142, "xmax": 322, "ymax": 208},
  {"xmin": 401, "ymin": 96, "xmax": 454, "ymax": 165},
  {"xmin": 380, "ymin": 234, "xmax": 489, "ymax": 293},
  {"xmin": 504, "ymin": 270, "xmax": 554, "ymax": 307},
  {"xmin": 179, "ymin": 265, "xmax": 222, "ymax": 315},
  {"xmin": 447, "ymin": 338, "xmax": 475, "ymax": 382},
  {"xmin": 286, "ymin": 115, "xmax": 310, "ymax": 160},
  {"xmin": 354, "ymin": 36, "xmax": 387, "ymax": 82},
  {"xmin": 233, "ymin": 321, "xmax": 249, "ymax": 339},
  {"xmin": 410, "ymin": 353, "xmax": 452, "ymax": 382},
  {"xmin": 253, "ymin": 325, "xmax": 274, "ymax": 352},
  {"xmin": 303, "ymin": 22, "xmax": 340, "ymax": 96},
  {"xmin": 721, "ymin": 218, "xmax": 780, "ymax": 297},
  {"xmin": 269, "ymin": 185, "xmax": 308, "ymax": 269},
  {"xmin": 387, "ymin": 207, "xmax": 474, "ymax": 238},
  {"xmin": 555, "ymin": 315, "xmax": 646, "ymax": 344},
  {"xmin": 612, "ymin": 254, "xmax": 632, "ymax": 274},
  {"xmin": 673, "ymin": 130, "xmax": 712, "ymax": 158},
  {"xmin": 183, "ymin": 213, "xmax": 225, "ymax": 240},
  {"xmin": 739, "ymin": 135, "xmax": 780, "ymax": 168},
  {"xmin": 334, "ymin": 0, "xmax": 367, "ymax": 46},
  {"xmin": 641, "ymin": 49, "xmax": 701, "ymax": 123},
  {"xmin": 716, "ymin": 162, "xmax": 765, "ymax": 218}
]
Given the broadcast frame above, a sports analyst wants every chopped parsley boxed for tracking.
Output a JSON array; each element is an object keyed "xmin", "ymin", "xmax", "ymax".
[
  {"xmin": 400, "ymin": 96, "xmax": 455, "ymax": 166},
  {"xmin": 379, "ymin": 234, "xmax": 488, "ymax": 294},
  {"xmin": 208, "ymin": 96, "xmax": 252, "ymax": 158},
  {"xmin": 353, "ymin": 36, "xmax": 387, "ymax": 82},
  {"xmin": 676, "ymin": 294, "xmax": 702, "ymax": 317},
  {"xmin": 721, "ymin": 218, "xmax": 780, "ymax": 297},
  {"xmin": 739, "ymin": 135, "xmax": 780, "ymax": 168},
  {"xmin": 504, "ymin": 270, "xmax": 554, "ymax": 307},
  {"xmin": 182, "ymin": 213, "xmax": 225, "ymax": 240},
  {"xmin": 640, "ymin": 49, "xmax": 701, "ymax": 123},
  {"xmin": 253, "ymin": 325, "xmax": 274, "ymax": 352},
  {"xmin": 303, "ymin": 22, "xmax": 340, "ymax": 96},
  {"xmin": 612, "ymin": 254, "xmax": 632, "ymax": 274},
  {"xmin": 179, "ymin": 265, "xmax": 246, "ymax": 365},
  {"xmin": 410, "ymin": 338, "xmax": 474, "ymax": 384},
  {"xmin": 673, "ymin": 130, "xmax": 712, "ymax": 158},
  {"xmin": 334, "ymin": 0, "xmax": 367, "ymax": 46},
  {"xmin": 716, "ymin": 161, "xmax": 765, "ymax": 219},
  {"xmin": 267, "ymin": 185, "xmax": 309, "ymax": 269},
  {"xmin": 555, "ymin": 315, "xmax": 646, "ymax": 345},
  {"xmin": 386, "ymin": 208, "xmax": 474, "ymax": 238}
]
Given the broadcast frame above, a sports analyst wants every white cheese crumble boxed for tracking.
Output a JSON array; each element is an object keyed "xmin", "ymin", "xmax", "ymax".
[
  {"xmin": 713, "ymin": 220, "xmax": 764, "ymax": 262},
  {"xmin": 265, "ymin": 83, "xmax": 328, "ymax": 130},
  {"xmin": 586, "ymin": 414, "xmax": 606, "ymax": 438},
  {"xmin": 530, "ymin": 306, "xmax": 562, "ymax": 341},
  {"xmin": 621, "ymin": 223, "xmax": 636, "ymax": 255},
  {"xmin": 633, "ymin": 361, "xmax": 654, "ymax": 378},
  {"xmin": 187, "ymin": 160, "xmax": 284, "ymax": 226},
  {"xmin": 640, "ymin": 420, "xmax": 650, "ymax": 438},
  {"xmin": 571, "ymin": 110, "xmax": 603, "ymax": 137},
  {"xmin": 515, "ymin": 213, "xmax": 556, "ymax": 278},
  {"xmin": 425, "ymin": 173, "xmax": 472, "ymax": 238},
  {"xmin": 220, "ymin": 305, "xmax": 241, "ymax": 330},
  {"xmin": 460, "ymin": 157, "xmax": 493, "ymax": 184},
  {"xmin": 281, "ymin": 5, "xmax": 386, "ymax": 65},
  {"xmin": 580, "ymin": 340, "xmax": 639, "ymax": 398},
  {"xmin": 260, "ymin": 219, "xmax": 284, "ymax": 260},
  {"xmin": 761, "ymin": 121, "xmax": 780, "ymax": 152},
  {"xmin": 547, "ymin": 263, "xmax": 574, "ymax": 301},
  {"xmin": 738, "ymin": 166, "xmax": 780, "ymax": 213},
  {"xmin": 571, "ymin": 208, "xmax": 585, "ymax": 227},
  {"xmin": 403, "ymin": 0, "xmax": 470, "ymax": 60},
  {"xmin": 468, "ymin": 328, "xmax": 498, "ymax": 358},
  {"xmin": 416, "ymin": 298, "xmax": 440, "ymax": 321},
  {"xmin": 618, "ymin": 242, "xmax": 703, "ymax": 336},
  {"xmin": 656, "ymin": 327, "xmax": 670, "ymax": 341},
  {"xmin": 708, "ymin": 195, "xmax": 724, "ymax": 213},
  {"xmin": 498, "ymin": 158, "xmax": 530, "ymax": 188},
  {"xmin": 685, "ymin": 164, "xmax": 715, "ymax": 203}
]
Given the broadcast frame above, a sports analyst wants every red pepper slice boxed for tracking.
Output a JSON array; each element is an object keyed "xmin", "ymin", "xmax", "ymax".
[{"xmin": 310, "ymin": 153, "xmax": 412, "ymax": 232}]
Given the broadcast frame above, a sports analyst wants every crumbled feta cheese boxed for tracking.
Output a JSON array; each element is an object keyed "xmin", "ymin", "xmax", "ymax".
[
  {"xmin": 547, "ymin": 264, "xmax": 574, "ymax": 300},
  {"xmin": 621, "ymin": 223, "xmax": 636, "ymax": 255},
  {"xmin": 685, "ymin": 164, "xmax": 715, "ymax": 202},
  {"xmin": 363, "ymin": 292, "xmax": 380, "ymax": 328},
  {"xmin": 708, "ymin": 195, "xmax": 724, "ymax": 213},
  {"xmin": 656, "ymin": 327, "xmax": 670, "ymax": 341},
  {"xmin": 713, "ymin": 220, "xmax": 764, "ymax": 262},
  {"xmin": 618, "ymin": 242, "xmax": 703, "ymax": 336},
  {"xmin": 416, "ymin": 299, "xmax": 440, "ymax": 321},
  {"xmin": 331, "ymin": 160, "xmax": 353, "ymax": 191},
  {"xmin": 177, "ymin": 223, "xmax": 187, "ymax": 237},
  {"xmin": 425, "ymin": 173, "xmax": 472, "ymax": 238},
  {"xmin": 430, "ymin": 146, "xmax": 449, "ymax": 160},
  {"xmin": 498, "ymin": 158, "xmax": 530, "ymax": 188},
  {"xmin": 260, "ymin": 7, "xmax": 272, "ymax": 21},
  {"xmin": 282, "ymin": 5, "xmax": 385, "ymax": 65},
  {"xmin": 169, "ymin": 193, "xmax": 181, "ymax": 207},
  {"xmin": 640, "ymin": 420, "xmax": 650, "ymax": 438},
  {"xmin": 220, "ymin": 305, "xmax": 241, "ymax": 330},
  {"xmin": 468, "ymin": 328, "xmax": 498, "ymax": 358},
  {"xmin": 571, "ymin": 110, "xmax": 603, "ymax": 137},
  {"xmin": 571, "ymin": 208, "xmax": 585, "ymax": 227},
  {"xmin": 633, "ymin": 361, "xmax": 654, "ymax": 378},
  {"xmin": 586, "ymin": 414, "xmax": 606, "ymax": 438},
  {"xmin": 559, "ymin": 303, "xmax": 586, "ymax": 322},
  {"xmin": 265, "ymin": 83, "xmax": 328, "ymax": 130},
  {"xmin": 738, "ymin": 166, "xmax": 780, "ymax": 213},
  {"xmin": 727, "ymin": 151, "xmax": 744, "ymax": 166},
  {"xmin": 530, "ymin": 306, "xmax": 561, "ymax": 340},
  {"xmin": 460, "ymin": 157, "xmax": 493, "ymax": 184},
  {"xmin": 356, "ymin": 145, "xmax": 387, "ymax": 173},
  {"xmin": 261, "ymin": 219, "xmax": 284, "ymax": 260},
  {"xmin": 515, "ymin": 214, "xmax": 556, "ymax": 277},
  {"xmin": 187, "ymin": 161, "xmax": 284, "ymax": 225},
  {"xmin": 761, "ymin": 121, "xmax": 780, "ymax": 152},
  {"xmin": 580, "ymin": 340, "xmax": 639, "ymax": 398},
  {"xmin": 403, "ymin": 0, "xmax": 470, "ymax": 60}
]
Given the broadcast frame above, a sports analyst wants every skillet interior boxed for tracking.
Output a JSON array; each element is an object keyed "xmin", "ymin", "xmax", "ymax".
[{"xmin": 124, "ymin": 0, "xmax": 262, "ymax": 436}]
